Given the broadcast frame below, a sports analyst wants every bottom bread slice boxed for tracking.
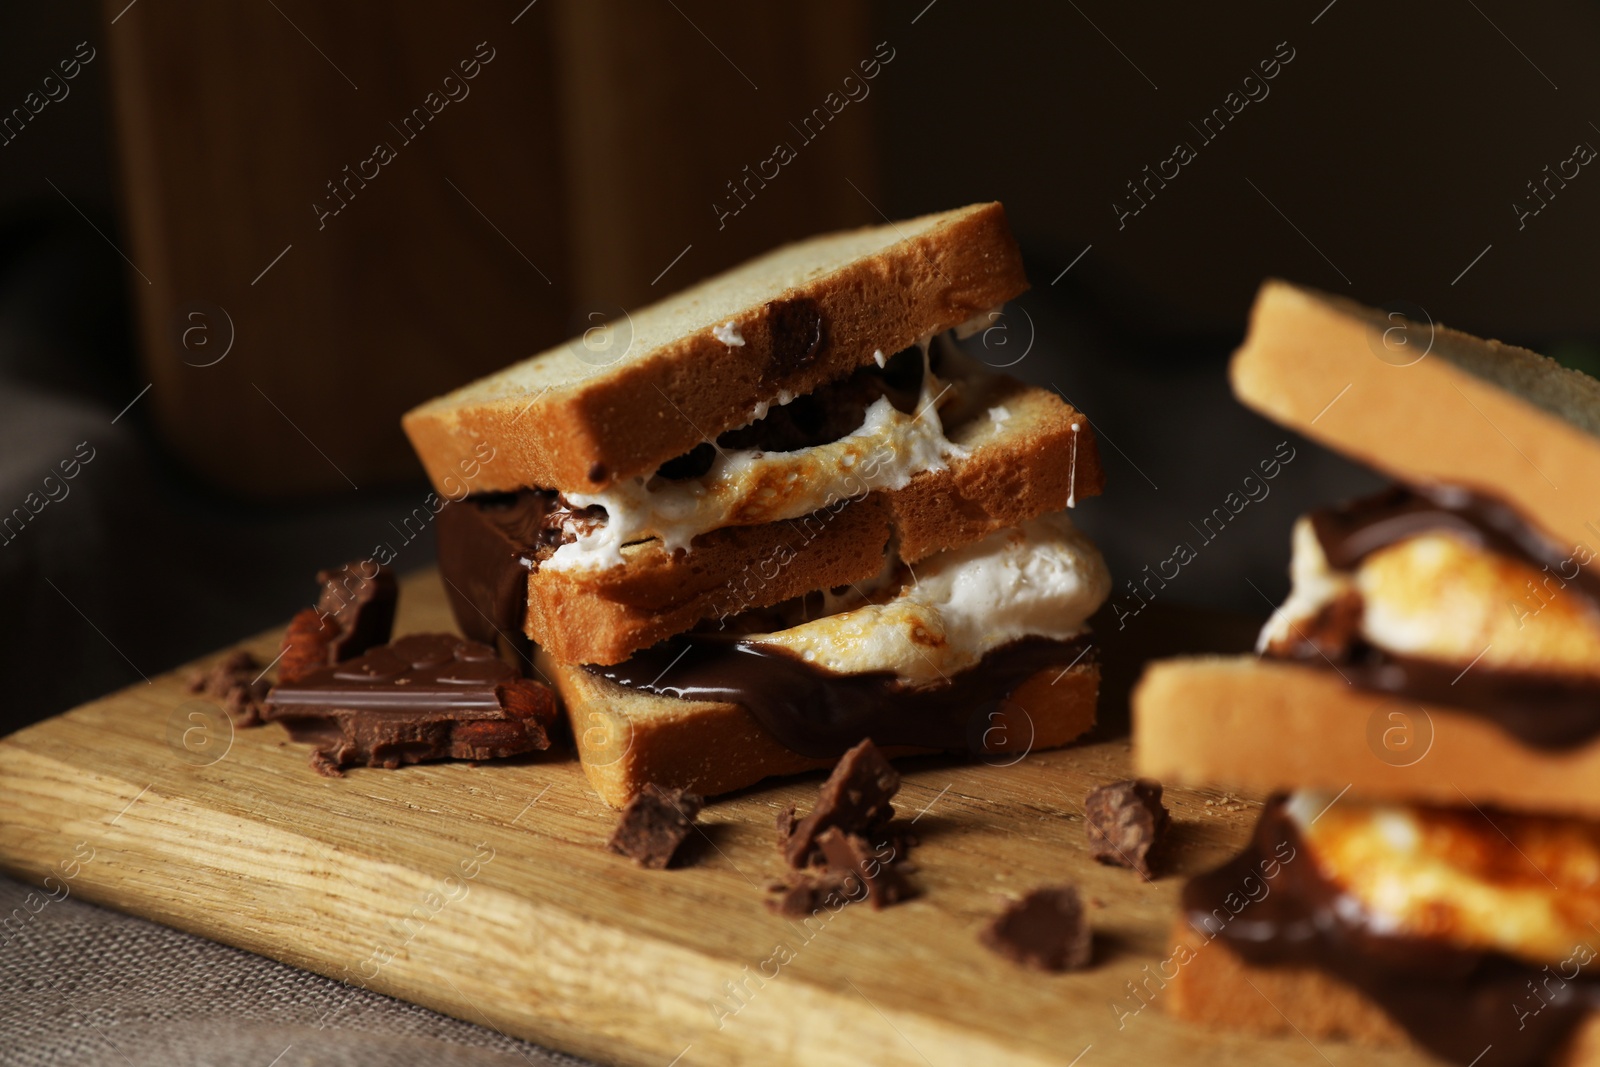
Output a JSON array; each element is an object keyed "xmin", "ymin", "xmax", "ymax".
[
  {"xmin": 1133, "ymin": 656, "xmax": 1600, "ymax": 820},
  {"xmin": 1165, "ymin": 920, "xmax": 1600, "ymax": 1064},
  {"xmin": 540, "ymin": 650, "xmax": 1099, "ymax": 808}
]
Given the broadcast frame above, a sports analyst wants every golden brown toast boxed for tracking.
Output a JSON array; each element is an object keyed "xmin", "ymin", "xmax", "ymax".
[
  {"xmin": 1232, "ymin": 280, "xmax": 1600, "ymax": 565},
  {"xmin": 404, "ymin": 202, "xmax": 1028, "ymax": 495}
]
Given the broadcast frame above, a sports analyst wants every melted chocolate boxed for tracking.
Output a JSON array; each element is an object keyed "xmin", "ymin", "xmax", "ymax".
[
  {"xmin": 1185, "ymin": 800, "xmax": 1600, "ymax": 1066},
  {"xmin": 1267, "ymin": 484, "xmax": 1600, "ymax": 748},
  {"xmin": 591, "ymin": 633, "xmax": 1091, "ymax": 759},
  {"xmin": 1310, "ymin": 484, "xmax": 1600, "ymax": 608},
  {"xmin": 1285, "ymin": 640, "xmax": 1600, "ymax": 749}
]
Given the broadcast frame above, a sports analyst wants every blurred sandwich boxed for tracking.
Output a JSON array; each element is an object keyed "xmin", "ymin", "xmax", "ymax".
[
  {"xmin": 1134, "ymin": 281, "xmax": 1600, "ymax": 1065},
  {"xmin": 406, "ymin": 203, "xmax": 1113, "ymax": 806}
]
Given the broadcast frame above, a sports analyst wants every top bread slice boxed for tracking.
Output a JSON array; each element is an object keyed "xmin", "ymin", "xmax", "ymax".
[
  {"xmin": 1232, "ymin": 280, "xmax": 1600, "ymax": 562},
  {"xmin": 404, "ymin": 202, "xmax": 1028, "ymax": 495}
]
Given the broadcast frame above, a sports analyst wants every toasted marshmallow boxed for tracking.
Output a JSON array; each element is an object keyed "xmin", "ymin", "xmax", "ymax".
[
  {"xmin": 1257, "ymin": 519, "xmax": 1356, "ymax": 653},
  {"xmin": 1259, "ymin": 516, "xmax": 1600, "ymax": 679},
  {"xmin": 546, "ymin": 343, "xmax": 964, "ymax": 572},
  {"xmin": 1287, "ymin": 791, "xmax": 1600, "ymax": 967},
  {"xmin": 748, "ymin": 510, "xmax": 1110, "ymax": 686}
]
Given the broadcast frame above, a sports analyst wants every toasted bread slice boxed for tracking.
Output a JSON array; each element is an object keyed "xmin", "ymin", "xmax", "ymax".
[
  {"xmin": 525, "ymin": 380, "xmax": 1103, "ymax": 665},
  {"xmin": 1165, "ymin": 920, "xmax": 1600, "ymax": 1063},
  {"xmin": 544, "ymin": 650, "xmax": 1099, "ymax": 808},
  {"xmin": 404, "ymin": 202, "xmax": 1028, "ymax": 495},
  {"xmin": 1133, "ymin": 656, "xmax": 1600, "ymax": 819},
  {"xmin": 1232, "ymin": 280, "xmax": 1600, "ymax": 567}
]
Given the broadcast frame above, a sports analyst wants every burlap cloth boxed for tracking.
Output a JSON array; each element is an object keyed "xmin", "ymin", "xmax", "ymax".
[{"xmin": 0, "ymin": 874, "xmax": 599, "ymax": 1067}]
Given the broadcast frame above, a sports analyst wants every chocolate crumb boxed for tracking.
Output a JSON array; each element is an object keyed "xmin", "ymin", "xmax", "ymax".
[
  {"xmin": 587, "ymin": 461, "xmax": 607, "ymax": 484},
  {"xmin": 776, "ymin": 803, "xmax": 798, "ymax": 852},
  {"xmin": 1085, "ymin": 778, "xmax": 1170, "ymax": 879},
  {"xmin": 765, "ymin": 868, "xmax": 865, "ymax": 917},
  {"xmin": 608, "ymin": 783, "xmax": 705, "ymax": 869},
  {"xmin": 187, "ymin": 650, "xmax": 269, "ymax": 727},
  {"xmin": 981, "ymin": 886, "xmax": 1092, "ymax": 972},
  {"xmin": 783, "ymin": 739, "xmax": 899, "ymax": 869}
]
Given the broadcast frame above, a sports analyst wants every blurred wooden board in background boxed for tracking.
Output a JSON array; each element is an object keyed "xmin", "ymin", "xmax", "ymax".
[{"xmin": 0, "ymin": 570, "xmax": 1433, "ymax": 1066}]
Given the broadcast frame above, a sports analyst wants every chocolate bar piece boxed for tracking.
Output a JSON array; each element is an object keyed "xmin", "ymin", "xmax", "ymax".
[
  {"xmin": 1084, "ymin": 779, "xmax": 1170, "ymax": 879},
  {"xmin": 607, "ymin": 784, "xmax": 704, "ymax": 869},
  {"xmin": 278, "ymin": 561, "xmax": 398, "ymax": 683},
  {"xmin": 981, "ymin": 886, "xmax": 1092, "ymax": 972},
  {"xmin": 264, "ymin": 633, "xmax": 556, "ymax": 776},
  {"xmin": 782, "ymin": 738, "xmax": 900, "ymax": 868}
]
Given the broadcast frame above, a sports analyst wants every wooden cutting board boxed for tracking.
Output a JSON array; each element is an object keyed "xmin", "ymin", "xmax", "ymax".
[{"xmin": 0, "ymin": 569, "xmax": 1429, "ymax": 1067}]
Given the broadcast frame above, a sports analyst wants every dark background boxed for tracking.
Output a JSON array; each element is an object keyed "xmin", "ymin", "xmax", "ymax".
[{"xmin": 2, "ymin": 0, "xmax": 1596, "ymax": 729}]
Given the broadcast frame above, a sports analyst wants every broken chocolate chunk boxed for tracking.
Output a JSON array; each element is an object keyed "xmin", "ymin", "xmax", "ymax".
[
  {"xmin": 277, "ymin": 561, "xmax": 398, "ymax": 683},
  {"xmin": 764, "ymin": 868, "xmax": 863, "ymax": 917},
  {"xmin": 768, "ymin": 740, "xmax": 918, "ymax": 911},
  {"xmin": 816, "ymin": 828, "xmax": 915, "ymax": 909},
  {"xmin": 981, "ymin": 886, "xmax": 1092, "ymax": 972},
  {"xmin": 776, "ymin": 803, "xmax": 799, "ymax": 852},
  {"xmin": 314, "ymin": 561, "xmax": 398, "ymax": 662},
  {"xmin": 763, "ymin": 296, "xmax": 826, "ymax": 377},
  {"xmin": 187, "ymin": 650, "xmax": 269, "ymax": 727},
  {"xmin": 783, "ymin": 739, "xmax": 900, "ymax": 868},
  {"xmin": 607, "ymin": 783, "xmax": 705, "ymax": 869},
  {"xmin": 278, "ymin": 608, "xmax": 339, "ymax": 685},
  {"xmin": 263, "ymin": 633, "xmax": 558, "ymax": 775},
  {"xmin": 1084, "ymin": 778, "xmax": 1170, "ymax": 879}
]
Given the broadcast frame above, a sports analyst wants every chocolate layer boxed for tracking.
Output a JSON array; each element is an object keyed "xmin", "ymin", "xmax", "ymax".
[
  {"xmin": 435, "ymin": 493, "xmax": 554, "ymax": 659},
  {"xmin": 1185, "ymin": 799, "xmax": 1600, "ymax": 1066},
  {"xmin": 591, "ymin": 633, "xmax": 1091, "ymax": 759},
  {"xmin": 1267, "ymin": 483, "xmax": 1600, "ymax": 748},
  {"xmin": 1300, "ymin": 641, "xmax": 1600, "ymax": 748},
  {"xmin": 1310, "ymin": 484, "xmax": 1600, "ymax": 608}
]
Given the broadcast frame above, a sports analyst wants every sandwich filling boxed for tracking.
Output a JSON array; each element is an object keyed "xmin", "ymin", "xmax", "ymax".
[
  {"xmin": 590, "ymin": 510, "xmax": 1110, "ymax": 757},
  {"xmin": 1259, "ymin": 484, "xmax": 1600, "ymax": 746},
  {"xmin": 543, "ymin": 338, "xmax": 971, "ymax": 572},
  {"xmin": 745, "ymin": 511, "xmax": 1109, "ymax": 685},
  {"xmin": 1185, "ymin": 793, "xmax": 1600, "ymax": 1066}
]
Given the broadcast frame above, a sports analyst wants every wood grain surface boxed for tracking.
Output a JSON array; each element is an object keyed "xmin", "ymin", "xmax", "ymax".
[{"xmin": 0, "ymin": 570, "xmax": 1433, "ymax": 1066}]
